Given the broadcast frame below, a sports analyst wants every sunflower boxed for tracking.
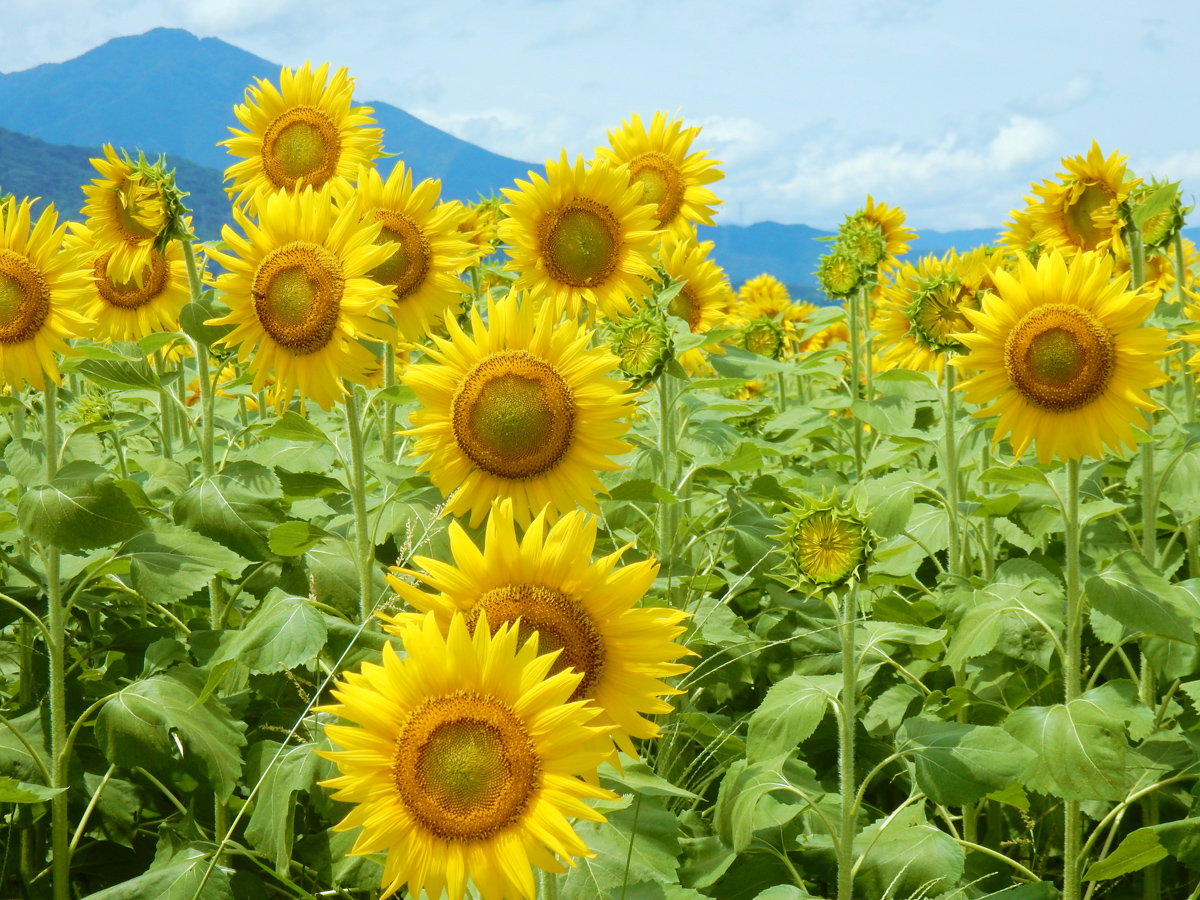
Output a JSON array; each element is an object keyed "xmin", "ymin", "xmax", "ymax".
[
  {"xmin": 778, "ymin": 494, "xmax": 875, "ymax": 590},
  {"xmin": 1028, "ymin": 143, "xmax": 1139, "ymax": 258},
  {"xmin": 499, "ymin": 152, "xmax": 661, "ymax": 321},
  {"xmin": 818, "ymin": 248, "xmax": 864, "ymax": 299},
  {"xmin": 1000, "ymin": 203, "xmax": 1042, "ymax": 264},
  {"xmin": 65, "ymin": 221, "xmax": 192, "ymax": 342},
  {"xmin": 402, "ymin": 291, "xmax": 638, "ymax": 528},
  {"xmin": 320, "ymin": 612, "xmax": 615, "ymax": 900},
  {"xmin": 454, "ymin": 197, "xmax": 503, "ymax": 266},
  {"xmin": 737, "ymin": 273, "xmax": 790, "ymax": 320},
  {"xmin": 953, "ymin": 250, "xmax": 1170, "ymax": 464},
  {"xmin": 347, "ymin": 163, "xmax": 474, "ymax": 340},
  {"xmin": 608, "ymin": 306, "xmax": 674, "ymax": 387},
  {"xmin": 594, "ymin": 112, "xmax": 723, "ymax": 239},
  {"xmin": 222, "ymin": 62, "xmax": 383, "ymax": 212},
  {"xmin": 659, "ymin": 233, "xmax": 730, "ymax": 374},
  {"xmin": 876, "ymin": 247, "xmax": 1002, "ymax": 378},
  {"xmin": 80, "ymin": 146, "xmax": 175, "ymax": 289},
  {"xmin": 204, "ymin": 185, "xmax": 396, "ymax": 411},
  {"xmin": 0, "ymin": 198, "xmax": 91, "ymax": 389},
  {"xmin": 382, "ymin": 500, "xmax": 692, "ymax": 757},
  {"xmin": 741, "ymin": 317, "xmax": 785, "ymax": 360},
  {"xmin": 857, "ymin": 195, "xmax": 916, "ymax": 269}
]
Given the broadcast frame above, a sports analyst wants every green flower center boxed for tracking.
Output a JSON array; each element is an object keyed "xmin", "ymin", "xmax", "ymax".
[
  {"xmin": 261, "ymin": 106, "xmax": 342, "ymax": 189},
  {"xmin": 1063, "ymin": 182, "xmax": 1114, "ymax": 251},
  {"xmin": 252, "ymin": 241, "xmax": 344, "ymax": 355},
  {"xmin": 540, "ymin": 200, "xmax": 620, "ymax": 287},
  {"xmin": 1005, "ymin": 303, "xmax": 1116, "ymax": 412},
  {"xmin": 0, "ymin": 250, "xmax": 49, "ymax": 345},
  {"xmin": 629, "ymin": 151, "xmax": 684, "ymax": 226},
  {"xmin": 367, "ymin": 211, "xmax": 431, "ymax": 299}
]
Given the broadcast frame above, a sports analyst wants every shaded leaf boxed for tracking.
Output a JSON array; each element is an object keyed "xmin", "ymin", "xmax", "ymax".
[
  {"xmin": 121, "ymin": 524, "xmax": 247, "ymax": 605},
  {"xmin": 1003, "ymin": 700, "xmax": 1128, "ymax": 800},
  {"xmin": 746, "ymin": 674, "xmax": 839, "ymax": 763},
  {"xmin": 896, "ymin": 718, "xmax": 1036, "ymax": 805},
  {"xmin": 1086, "ymin": 550, "xmax": 1196, "ymax": 643},
  {"xmin": 19, "ymin": 473, "xmax": 145, "ymax": 552}
]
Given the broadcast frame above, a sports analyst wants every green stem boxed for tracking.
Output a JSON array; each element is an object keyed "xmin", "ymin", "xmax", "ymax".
[
  {"xmin": 838, "ymin": 585, "xmax": 858, "ymax": 900},
  {"xmin": 942, "ymin": 363, "xmax": 962, "ymax": 576},
  {"xmin": 344, "ymin": 387, "xmax": 374, "ymax": 620},
  {"xmin": 541, "ymin": 869, "xmax": 560, "ymax": 900},
  {"xmin": 154, "ymin": 350, "xmax": 174, "ymax": 459},
  {"xmin": 1176, "ymin": 231, "xmax": 1196, "ymax": 423},
  {"xmin": 775, "ymin": 371, "xmax": 788, "ymax": 411},
  {"xmin": 861, "ymin": 283, "xmax": 874, "ymax": 401},
  {"xmin": 846, "ymin": 294, "xmax": 863, "ymax": 479},
  {"xmin": 43, "ymin": 382, "xmax": 69, "ymax": 900},
  {"xmin": 981, "ymin": 441, "xmax": 996, "ymax": 580},
  {"xmin": 1063, "ymin": 458, "xmax": 1082, "ymax": 900},
  {"xmin": 383, "ymin": 344, "xmax": 397, "ymax": 463},
  {"xmin": 657, "ymin": 373, "xmax": 679, "ymax": 588}
]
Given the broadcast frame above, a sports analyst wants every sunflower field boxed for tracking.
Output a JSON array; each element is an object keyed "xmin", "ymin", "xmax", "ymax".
[{"xmin": 2, "ymin": 59, "xmax": 1200, "ymax": 900}]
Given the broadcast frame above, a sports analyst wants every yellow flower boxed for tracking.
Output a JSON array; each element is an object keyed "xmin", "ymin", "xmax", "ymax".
[
  {"xmin": 659, "ymin": 232, "xmax": 730, "ymax": 374},
  {"xmin": 402, "ymin": 291, "xmax": 638, "ymax": 528},
  {"xmin": 221, "ymin": 62, "xmax": 383, "ymax": 213},
  {"xmin": 65, "ymin": 221, "xmax": 192, "ymax": 342},
  {"xmin": 320, "ymin": 612, "xmax": 615, "ymax": 900},
  {"xmin": 499, "ymin": 152, "xmax": 660, "ymax": 321},
  {"xmin": 858, "ymin": 195, "xmax": 916, "ymax": 269},
  {"xmin": 737, "ymin": 273, "xmax": 791, "ymax": 319},
  {"xmin": 0, "ymin": 198, "xmax": 91, "ymax": 389},
  {"xmin": 1027, "ymin": 142, "xmax": 1139, "ymax": 258},
  {"xmin": 348, "ymin": 163, "xmax": 474, "ymax": 340},
  {"xmin": 779, "ymin": 494, "xmax": 874, "ymax": 590},
  {"xmin": 382, "ymin": 500, "xmax": 692, "ymax": 757},
  {"xmin": 954, "ymin": 250, "xmax": 1170, "ymax": 464},
  {"xmin": 594, "ymin": 111, "xmax": 724, "ymax": 238},
  {"xmin": 205, "ymin": 185, "xmax": 395, "ymax": 411},
  {"xmin": 80, "ymin": 146, "xmax": 173, "ymax": 288}
]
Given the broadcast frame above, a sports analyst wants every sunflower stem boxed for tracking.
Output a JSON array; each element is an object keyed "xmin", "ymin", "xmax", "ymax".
[
  {"xmin": 1175, "ymin": 231, "xmax": 1196, "ymax": 423},
  {"xmin": 344, "ymin": 386, "xmax": 375, "ymax": 620},
  {"xmin": 860, "ymin": 283, "xmax": 874, "ymax": 401},
  {"xmin": 154, "ymin": 349, "xmax": 174, "ymax": 459},
  {"xmin": 1063, "ymin": 457, "xmax": 1083, "ymax": 900},
  {"xmin": 981, "ymin": 440, "xmax": 995, "ymax": 580},
  {"xmin": 383, "ymin": 344, "xmax": 397, "ymax": 463},
  {"xmin": 541, "ymin": 869, "xmax": 560, "ymax": 900},
  {"xmin": 838, "ymin": 584, "xmax": 858, "ymax": 900},
  {"xmin": 775, "ymin": 371, "xmax": 788, "ymax": 411},
  {"xmin": 942, "ymin": 363, "xmax": 962, "ymax": 577},
  {"xmin": 657, "ymin": 372, "xmax": 679, "ymax": 589},
  {"xmin": 43, "ymin": 381, "xmax": 69, "ymax": 900},
  {"xmin": 846, "ymin": 294, "xmax": 863, "ymax": 480}
]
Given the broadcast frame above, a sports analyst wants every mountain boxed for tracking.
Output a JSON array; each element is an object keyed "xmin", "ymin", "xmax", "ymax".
[{"xmin": 0, "ymin": 28, "xmax": 535, "ymax": 203}]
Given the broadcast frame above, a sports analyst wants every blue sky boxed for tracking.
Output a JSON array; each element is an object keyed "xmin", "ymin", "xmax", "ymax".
[{"xmin": 3, "ymin": 0, "xmax": 1199, "ymax": 230}]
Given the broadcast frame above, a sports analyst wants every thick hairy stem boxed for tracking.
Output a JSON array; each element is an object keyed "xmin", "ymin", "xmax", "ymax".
[
  {"xmin": 861, "ymin": 283, "xmax": 874, "ymax": 401},
  {"xmin": 846, "ymin": 294, "xmax": 863, "ymax": 479},
  {"xmin": 1063, "ymin": 458, "xmax": 1083, "ymax": 900},
  {"xmin": 838, "ymin": 586, "xmax": 858, "ymax": 900},
  {"xmin": 657, "ymin": 373, "xmax": 679, "ymax": 589},
  {"xmin": 383, "ymin": 344, "xmax": 397, "ymax": 463},
  {"xmin": 942, "ymin": 364, "xmax": 962, "ymax": 576},
  {"xmin": 344, "ymin": 388, "xmax": 375, "ymax": 620}
]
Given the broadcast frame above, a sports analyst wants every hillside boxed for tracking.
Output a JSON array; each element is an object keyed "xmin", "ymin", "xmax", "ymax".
[{"xmin": 0, "ymin": 28, "xmax": 534, "ymax": 203}]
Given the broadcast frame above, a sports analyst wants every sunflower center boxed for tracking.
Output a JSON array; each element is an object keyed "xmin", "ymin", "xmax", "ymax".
[
  {"xmin": 629, "ymin": 151, "xmax": 684, "ymax": 226},
  {"xmin": 795, "ymin": 512, "xmax": 861, "ymax": 584},
  {"xmin": 367, "ymin": 211, "xmax": 431, "ymax": 299},
  {"xmin": 669, "ymin": 287, "xmax": 703, "ymax": 332},
  {"xmin": 540, "ymin": 200, "xmax": 620, "ymax": 287},
  {"xmin": 469, "ymin": 584, "xmax": 606, "ymax": 702},
  {"xmin": 95, "ymin": 248, "xmax": 169, "ymax": 310},
  {"xmin": 0, "ymin": 250, "xmax": 50, "ymax": 345},
  {"xmin": 261, "ymin": 106, "xmax": 342, "ymax": 189},
  {"xmin": 1005, "ymin": 303, "xmax": 1116, "ymax": 412},
  {"xmin": 1064, "ymin": 183, "xmax": 1114, "ymax": 251},
  {"xmin": 252, "ymin": 241, "xmax": 344, "ymax": 355},
  {"xmin": 452, "ymin": 350, "xmax": 576, "ymax": 480},
  {"xmin": 394, "ymin": 691, "xmax": 540, "ymax": 842}
]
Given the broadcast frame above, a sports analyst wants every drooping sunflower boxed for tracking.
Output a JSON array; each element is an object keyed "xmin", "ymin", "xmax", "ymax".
[
  {"xmin": 80, "ymin": 146, "xmax": 177, "ymax": 288},
  {"xmin": 659, "ymin": 232, "xmax": 730, "ymax": 374},
  {"xmin": 953, "ymin": 250, "xmax": 1170, "ymax": 464},
  {"xmin": 205, "ymin": 185, "xmax": 396, "ymax": 410},
  {"xmin": 594, "ymin": 112, "xmax": 723, "ymax": 239},
  {"xmin": 857, "ymin": 195, "xmax": 917, "ymax": 269},
  {"xmin": 1028, "ymin": 143, "xmax": 1139, "ymax": 259},
  {"xmin": 0, "ymin": 198, "xmax": 92, "ymax": 389},
  {"xmin": 402, "ymin": 291, "xmax": 638, "ymax": 528},
  {"xmin": 348, "ymin": 163, "xmax": 474, "ymax": 340},
  {"xmin": 319, "ymin": 612, "xmax": 616, "ymax": 900},
  {"xmin": 221, "ymin": 62, "xmax": 384, "ymax": 212},
  {"xmin": 382, "ymin": 500, "xmax": 692, "ymax": 757},
  {"xmin": 877, "ymin": 247, "xmax": 1004, "ymax": 378},
  {"xmin": 778, "ymin": 493, "xmax": 875, "ymax": 591},
  {"xmin": 65, "ymin": 221, "xmax": 192, "ymax": 342},
  {"xmin": 499, "ymin": 152, "xmax": 661, "ymax": 321}
]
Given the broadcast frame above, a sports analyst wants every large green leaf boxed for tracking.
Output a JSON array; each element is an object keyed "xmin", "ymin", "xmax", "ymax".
[
  {"xmin": 244, "ymin": 740, "xmax": 323, "ymax": 873},
  {"xmin": 1086, "ymin": 550, "xmax": 1196, "ymax": 643},
  {"xmin": 896, "ymin": 718, "xmax": 1036, "ymax": 805},
  {"xmin": 0, "ymin": 710, "xmax": 50, "ymax": 783},
  {"xmin": 746, "ymin": 674, "xmax": 840, "ymax": 763},
  {"xmin": 172, "ymin": 475, "xmax": 285, "ymax": 561},
  {"xmin": 562, "ymin": 797, "xmax": 682, "ymax": 900},
  {"xmin": 18, "ymin": 473, "xmax": 146, "ymax": 552},
  {"xmin": 1083, "ymin": 827, "xmax": 1168, "ymax": 880},
  {"xmin": 120, "ymin": 524, "xmax": 247, "ymax": 605},
  {"xmin": 852, "ymin": 806, "xmax": 965, "ymax": 900},
  {"xmin": 1003, "ymin": 699, "xmax": 1128, "ymax": 800},
  {"xmin": 0, "ymin": 776, "xmax": 65, "ymax": 803},
  {"xmin": 80, "ymin": 845, "xmax": 232, "ymax": 900},
  {"xmin": 714, "ymin": 756, "xmax": 824, "ymax": 853},
  {"xmin": 206, "ymin": 590, "xmax": 326, "ymax": 676},
  {"xmin": 95, "ymin": 664, "xmax": 247, "ymax": 801}
]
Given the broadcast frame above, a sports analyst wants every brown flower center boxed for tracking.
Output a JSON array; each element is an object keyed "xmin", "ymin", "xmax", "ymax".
[
  {"xmin": 260, "ymin": 106, "xmax": 342, "ymax": 189},
  {"xmin": 0, "ymin": 250, "xmax": 50, "ymax": 345},
  {"xmin": 251, "ymin": 241, "xmax": 344, "ymax": 354},
  {"xmin": 1005, "ymin": 303, "xmax": 1116, "ymax": 412},
  {"xmin": 539, "ymin": 199, "xmax": 620, "ymax": 288}
]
